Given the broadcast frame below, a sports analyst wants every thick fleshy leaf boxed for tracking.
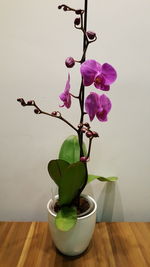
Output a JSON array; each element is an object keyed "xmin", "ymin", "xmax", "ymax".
[
  {"xmin": 88, "ymin": 174, "xmax": 118, "ymax": 183},
  {"xmin": 88, "ymin": 174, "xmax": 100, "ymax": 183},
  {"xmin": 59, "ymin": 161, "xmax": 87, "ymax": 206},
  {"xmin": 102, "ymin": 63, "xmax": 117, "ymax": 85},
  {"xmin": 85, "ymin": 92, "xmax": 99, "ymax": 121},
  {"xmin": 47, "ymin": 159, "xmax": 70, "ymax": 186},
  {"xmin": 55, "ymin": 206, "xmax": 77, "ymax": 231},
  {"xmin": 59, "ymin": 135, "xmax": 87, "ymax": 164},
  {"xmin": 80, "ymin": 60, "xmax": 101, "ymax": 86}
]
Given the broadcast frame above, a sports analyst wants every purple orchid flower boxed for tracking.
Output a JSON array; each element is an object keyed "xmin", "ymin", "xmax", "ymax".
[
  {"xmin": 85, "ymin": 92, "xmax": 112, "ymax": 122},
  {"xmin": 80, "ymin": 59, "xmax": 117, "ymax": 91},
  {"xmin": 59, "ymin": 74, "xmax": 71, "ymax": 108}
]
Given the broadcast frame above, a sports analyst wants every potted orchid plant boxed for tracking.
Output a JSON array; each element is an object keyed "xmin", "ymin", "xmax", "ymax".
[{"xmin": 17, "ymin": 0, "xmax": 118, "ymax": 256}]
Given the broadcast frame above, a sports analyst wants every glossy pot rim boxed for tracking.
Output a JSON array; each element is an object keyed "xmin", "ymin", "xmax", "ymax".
[{"xmin": 47, "ymin": 194, "xmax": 97, "ymax": 220}]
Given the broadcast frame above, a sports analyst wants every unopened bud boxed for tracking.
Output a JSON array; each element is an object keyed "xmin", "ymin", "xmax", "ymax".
[
  {"xmin": 80, "ymin": 156, "xmax": 87, "ymax": 162},
  {"xmin": 58, "ymin": 5, "xmax": 61, "ymax": 9},
  {"xmin": 65, "ymin": 57, "xmax": 75, "ymax": 68},
  {"xmin": 86, "ymin": 31, "xmax": 96, "ymax": 40},
  {"xmin": 92, "ymin": 131, "xmax": 99, "ymax": 137},
  {"xmin": 84, "ymin": 122, "xmax": 90, "ymax": 128},
  {"xmin": 34, "ymin": 109, "xmax": 40, "ymax": 114},
  {"xmin": 17, "ymin": 98, "xmax": 26, "ymax": 106},
  {"xmin": 75, "ymin": 9, "xmax": 82, "ymax": 15},
  {"xmin": 51, "ymin": 111, "xmax": 57, "ymax": 116},
  {"xmin": 78, "ymin": 123, "xmax": 83, "ymax": 129},
  {"xmin": 63, "ymin": 6, "xmax": 67, "ymax": 11},
  {"xmin": 86, "ymin": 131, "xmax": 93, "ymax": 138},
  {"xmin": 81, "ymin": 128, "xmax": 86, "ymax": 133},
  {"xmin": 74, "ymin": 17, "xmax": 80, "ymax": 26},
  {"xmin": 27, "ymin": 100, "xmax": 34, "ymax": 106},
  {"xmin": 80, "ymin": 156, "xmax": 89, "ymax": 162},
  {"xmin": 51, "ymin": 111, "xmax": 61, "ymax": 117}
]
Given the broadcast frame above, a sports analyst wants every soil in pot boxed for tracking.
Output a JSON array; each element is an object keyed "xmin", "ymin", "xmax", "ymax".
[{"xmin": 53, "ymin": 196, "xmax": 90, "ymax": 216}]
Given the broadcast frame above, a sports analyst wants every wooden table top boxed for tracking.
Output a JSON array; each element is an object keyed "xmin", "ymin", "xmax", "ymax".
[{"xmin": 0, "ymin": 222, "xmax": 150, "ymax": 267}]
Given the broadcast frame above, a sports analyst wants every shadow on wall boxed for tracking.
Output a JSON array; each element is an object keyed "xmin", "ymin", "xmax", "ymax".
[{"xmin": 96, "ymin": 183, "xmax": 124, "ymax": 222}]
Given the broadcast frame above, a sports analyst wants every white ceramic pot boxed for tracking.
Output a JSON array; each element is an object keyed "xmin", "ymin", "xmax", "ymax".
[{"xmin": 47, "ymin": 194, "xmax": 97, "ymax": 256}]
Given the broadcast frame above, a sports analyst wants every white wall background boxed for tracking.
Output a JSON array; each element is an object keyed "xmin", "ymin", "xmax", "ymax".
[{"xmin": 0, "ymin": 0, "xmax": 150, "ymax": 221}]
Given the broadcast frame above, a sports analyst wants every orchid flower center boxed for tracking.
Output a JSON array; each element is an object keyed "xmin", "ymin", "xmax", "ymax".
[{"xmin": 94, "ymin": 75, "xmax": 103, "ymax": 85}]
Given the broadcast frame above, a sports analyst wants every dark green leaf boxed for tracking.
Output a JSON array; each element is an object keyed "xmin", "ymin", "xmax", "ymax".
[
  {"xmin": 55, "ymin": 206, "xmax": 77, "ymax": 231},
  {"xmin": 47, "ymin": 159, "xmax": 70, "ymax": 186},
  {"xmin": 88, "ymin": 174, "xmax": 118, "ymax": 183},
  {"xmin": 59, "ymin": 161, "xmax": 87, "ymax": 206},
  {"xmin": 59, "ymin": 135, "xmax": 87, "ymax": 164}
]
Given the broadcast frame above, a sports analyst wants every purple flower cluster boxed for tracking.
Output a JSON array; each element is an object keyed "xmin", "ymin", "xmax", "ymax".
[{"xmin": 59, "ymin": 59, "xmax": 117, "ymax": 122}]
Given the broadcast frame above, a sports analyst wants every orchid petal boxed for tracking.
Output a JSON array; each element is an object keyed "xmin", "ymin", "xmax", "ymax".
[
  {"xmin": 94, "ymin": 74, "xmax": 110, "ymax": 91},
  {"xmin": 99, "ymin": 94, "xmax": 112, "ymax": 113},
  {"xmin": 96, "ymin": 109, "xmax": 108, "ymax": 121},
  {"xmin": 80, "ymin": 60, "xmax": 101, "ymax": 86},
  {"xmin": 94, "ymin": 82, "xmax": 110, "ymax": 91},
  {"xmin": 96, "ymin": 94, "xmax": 112, "ymax": 122},
  {"xmin": 102, "ymin": 63, "xmax": 117, "ymax": 85},
  {"xmin": 59, "ymin": 73, "xmax": 71, "ymax": 109},
  {"xmin": 85, "ymin": 92, "xmax": 99, "ymax": 121},
  {"xmin": 64, "ymin": 73, "xmax": 70, "ymax": 92}
]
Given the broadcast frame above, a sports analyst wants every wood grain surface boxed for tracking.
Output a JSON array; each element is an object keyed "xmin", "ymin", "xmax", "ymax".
[{"xmin": 0, "ymin": 222, "xmax": 150, "ymax": 267}]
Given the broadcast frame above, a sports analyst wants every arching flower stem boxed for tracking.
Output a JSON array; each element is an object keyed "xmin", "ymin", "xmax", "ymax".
[{"xmin": 17, "ymin": 98, "xmax": 78, "ymax": 132}]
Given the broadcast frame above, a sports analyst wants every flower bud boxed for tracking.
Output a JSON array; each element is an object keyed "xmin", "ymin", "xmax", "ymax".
[
  {"xmin": 27, "ymin": 100, "xmax": 34, "ymax": 106},
  {"xmin": 17, "ymin": 98, "xmax": 26, "ymax": 106},
  {"xmin": 78, "ymin": 123, "xmax": 83, "ymax": 128},
  {"xmin": 80, "ymin": 156, "xmax": 89, "ymax": 162},
  {"xmin": 75, "ymin": 9, "xmax": 82, "ymax": 15},
  {"xmin": 84, "ymin": 122, "xmax": 90, "ymax": 128},
  {"xmin": 86, "ymin": 131, "xmax": 93, "ymax": 138},
  {"xmin": 65, "ymin": 57, "xmax": 75, "ymax": 68},
  {"xmin": 81, "ymin": 128, "xmax": 86, "ymax": 133},
  {"xmin": 80, "ymin": 156, "xmax": 87, "ymax": 162},
  {"xmin": 92, "ymin": 131, "xmax": 99, "ymax": 137},
  {"xmin": 74, "ymin": 17, "xmax": 80, "ymax": 26},
  {"xmin": 51, "ymin": 111, "xmax": 57, "ymax": 116},
  {"xmin": 34, "ymin": 109, "xmax": 40, "ymax": 114},
  {"xmin": 58, "ymin": 5, "xmax": 61, "ymax": 9},
  {"xmin": 56, "ymin": 111, "xmax": 61, "ymax": 117},
  {"xmin": 86, "ymin": 31, "xmax": 96, "ymax": 40},
  {"xmin": 63, "ymin": 6, "xmax": 67, "ymax": 11}
]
